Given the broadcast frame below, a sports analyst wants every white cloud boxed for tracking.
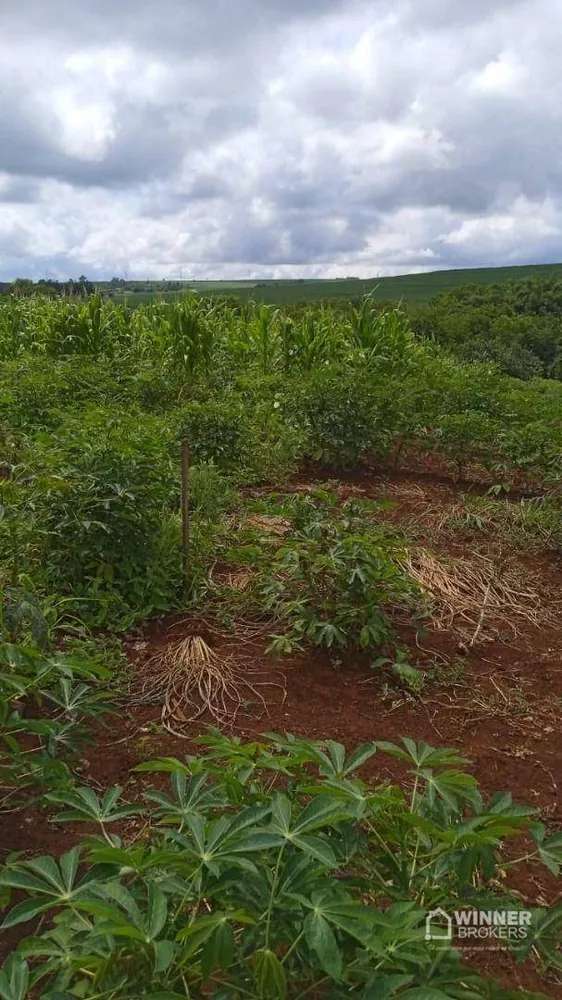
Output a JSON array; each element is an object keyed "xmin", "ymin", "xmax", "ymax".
[{"xmin": 0, "ymin": 0, "xmax": 561, "ymax": 278}]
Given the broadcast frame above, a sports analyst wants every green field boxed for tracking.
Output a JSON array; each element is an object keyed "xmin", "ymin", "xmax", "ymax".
[
  {"xmin": 103, "ymin": 261, "xmax": 562, "ymax": 306},
  {"xmin": 1, "ymin": 287, "xmax": 562, "ymax": 998}
]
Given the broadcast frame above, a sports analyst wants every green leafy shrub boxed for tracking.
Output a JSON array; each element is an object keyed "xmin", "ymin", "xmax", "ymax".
[
  {"xmin": 496, "ymin": 421, "xmax": 556, "ymax": 483},
  {"xmin": 408, "ymin": 276, "xmax": 562, "ymax": 381},
  {"xmin": 290, "ymin": 367, "xmax": 395, "ymax": 467},
  {"xmin": 249, "ymin": 493, "xmax": 420, "ymax": 653},
  {"xmin": 174, "ymin": 399, "xmax": 250, "ymax": 469},
  {"xmin": 434, "ymin": 411, "xmax": 501, "ymax": 480},
  {"xmin": 189, "ymin": 462, "xmax": 237, "ymax": 521},
  {"xmin": 4, "ymin": 409, "xmax": 179, "ymax": 626},
  {"xmin": 1, "ymin": 733, "xmax": 560, "ymax": 998},
  {"xmin": 0, "ymin": 640, "xmax": 113, "ymax": 802}
]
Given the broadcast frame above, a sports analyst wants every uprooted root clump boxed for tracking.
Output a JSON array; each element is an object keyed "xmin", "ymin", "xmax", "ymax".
[{"xmin": 131, "ymin": 634, "xmax": 275, "ymax": 734}]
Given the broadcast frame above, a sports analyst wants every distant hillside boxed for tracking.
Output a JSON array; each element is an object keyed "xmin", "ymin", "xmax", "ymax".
[{"xmin": 101, "ymin": 261, "xmax": 562, "ymax": 305}]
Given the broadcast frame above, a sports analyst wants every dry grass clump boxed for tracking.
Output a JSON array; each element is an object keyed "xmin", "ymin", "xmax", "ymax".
[
  {"xmin": 211, "ymin": 567, "xmax": 256, "ymax": 591},
  {"xmin": 402, "ymin": 547, "xmax": 552, "ymax": 644},
  {"xmin": 245, "ymin": 514, "xmax": 290, "ymax": 536},
  {"xmin": 132, "ymin": 634, "xmax": 272, "ymax": 735}
]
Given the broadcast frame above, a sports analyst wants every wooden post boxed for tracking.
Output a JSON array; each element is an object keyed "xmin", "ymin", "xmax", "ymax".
[{"xmin": 181, "ymin": 439, "xmax": 190, "ymax": 594}]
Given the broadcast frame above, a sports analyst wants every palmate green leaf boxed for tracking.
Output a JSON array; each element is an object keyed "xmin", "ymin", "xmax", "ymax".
[
  {"xmin": 1, "ymin": 854, "xmax": 69, "ymax": 895},
  {"xmin": 445, "ymin": 814, "xmax": 531, "ymax": 868},
  {"xmin": 531, "ymin": 824, "xmax": 562, "ymax": 875},
  {"xmin": 264, "ymin": 733, "xmax": 335, "ymax": 770},
  {"xmin": 143, "ymin": 770, "xmax": 224, "ymax": 823},
  {"xmin": 291, "ymin": 834, "xmax": 337, "ymax": 867},
  {"xmin": 0, "ymin": 897, "xmax": 54, "ymax": 929},
  {"xmin": 43, "ymin": 678, "xmax": 113, "ymax": 719},
  {"xmin": 270, "ymin": 794, "xmax": 292, "ymax": 835},
  {"xmin": 276, "ymin": 853, "xmax": 326, "ymax": 896},
  {"xmin": 201, "ymin": 920, "xmax": 235, "ymax": 980},
  {"xmin": 0, "ymin": 953, "xmax": 29, "ymax": 1000},
  {"xmin": 168, "ymin": 806, "xmax": 276, "ymax": 871},
  {"xmin": 363, "ymin": 973, "xmax": 413, "ymax": 999},
  {"xmin": 304, "ymin": 740, "xmax": 377, "ymax": 780},
  {"xmin": 0, "ymin": 673, "xmax": 30, "ymax": 697},
  {"xmin": 455, "ymin": 844, "xmax": 496, "ymax": 887},
  {"xmin": 18, "ymin": 924, "xmax": 79, "ymax": 969},
  {"xmin": 343, "ymin": 742, "xmax": 377, "ymax": 775},
  {"xmin": 304, "ymin": 910, "xmax": 342, "ymax": 979},
  {"xmin": 0, "ymin": 847, "xmax": 94, "ymax": 927},
  {"xmin": 177, "ymin": 915, "xmax": 225, "ymax": 954},
  {"xmin": 237, "ymin": 832, "xmax": 285, "ymax": 852},
  {"xmin": 153, "ymin": 940, "xmax": 176, "ymax": 974},
  {"xmin": 47, "ymin": 652, "xmax": 111, "ymax": 682},
  {"xmin": 377, "ymin": 740, "xmax": 470, "ymax": 770},
  {"xmin": 268, "ymin": 793, "xmax": 355, "ymax": 850},
  {"xmin": 291, "ymin": 795, "xmax": 356, "ymax": 836},
  {"xmin": 86, "ymin": 878, "xmax": 144, "ymax": 921},
  {"xmin": 86, "ymin": 919, "xmax": 147, "ymax": 942},
  {"xmin": 486, "ymin": 791, "xmax": 536, "ymax": 820},
  {"xmin": 207, "ymin": 805, "xmax": 272, "ymax": 849},
  {"xmin": 517, "ymin": 904, "xmax": 562, "ymax": 969},
  {"xmin": 146, "ymin": 882, "xmax": 168, "ymax": 941},
  {"xmin": 76, "ymin": 894, "xmax": 143, "ymax": 933},
  {"xmin": 45, "ymin": 785, "xmax": 140, "ymax": 825},
  {"xmin": 292, "ymin": 741, "xmax": 344, "ymax": 778},
  {"xmin": 176, "ymin": 910, "xmax": 252, "ymax": 964},
  {"xmin": 86, "ymin": 844, "xmax": 181, "ymax": 873},
  {"xmin": 134, "ymin": 757, "xmax": 195, "ymax": 776},
  {"xmin": 419, "ymin": 769, "xmax": 480, "ymax": 810},
  {"xmin": 300, "ymin": 776, "xmax": 369, "ymax": 815},
  {"xmin": 183, "ymin": 812, "xmax": 206, "ymax": 854},
  {"xmin": 254, "ymin": 948, "xmax": 287, "ymax": 1000},
  {"xmin": 2, "ymin": 715, "xmax": 62, "ymax": 739},
  {"xmin": 299, "ymin": 891, "xmax": 383, "ymax": 953}
]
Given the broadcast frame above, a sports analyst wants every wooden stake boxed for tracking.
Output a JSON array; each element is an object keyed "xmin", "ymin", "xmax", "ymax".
[{"xmin": 181, "ymin": 439, "xmax": 190, "ymax": 593}]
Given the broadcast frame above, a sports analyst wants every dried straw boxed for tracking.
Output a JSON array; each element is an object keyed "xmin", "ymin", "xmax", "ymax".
[
  {"xmin": 401, "ymin": 547, "xmax": 548, "ymax": 643},
  {"xmin": 245, "ymin": 514, "xmax": 290, "ymax": 536}
]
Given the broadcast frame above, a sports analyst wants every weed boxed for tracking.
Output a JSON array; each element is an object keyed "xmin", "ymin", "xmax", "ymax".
[
  {"xmin": 63, "ymin": 635, "xmax": 131, "ymax": 689},
  {"xmin": 371, "ymin": 647, "xmax": 427, "ymax": 694}
]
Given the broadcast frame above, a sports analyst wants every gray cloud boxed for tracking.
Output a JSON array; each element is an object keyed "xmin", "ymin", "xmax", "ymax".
[
  {"xmin": 0, "ymin": 176, "xmax": 41, "ymax": 204},
  {"xmin": 402, "ymin": 0, "xmax": 529, "ymax": 29},
  {"xmin": 0, "ymin": 0, "xmax": 349, "ymax": 57},
  {"xmin": 0, "ymin": 0, "xmax": 561, "ymax": 278}
]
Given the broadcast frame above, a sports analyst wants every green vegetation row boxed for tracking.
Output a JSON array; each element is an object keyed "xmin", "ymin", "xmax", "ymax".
[
  {"xmin": 1, "ymin": 716, "xmax": 562, "ymax": 999},
  {"xmin": 1, "ymin": 290, "xmax": 561, "ymax": 629},
  {"xmin": 6, "ymin": 271, "xmax": 562, "ymax": 382}
]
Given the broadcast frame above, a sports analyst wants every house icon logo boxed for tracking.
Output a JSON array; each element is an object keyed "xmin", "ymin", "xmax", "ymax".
[{"xmin": 425, "ymin": 907, "xmax": 453, "ymax": 942}]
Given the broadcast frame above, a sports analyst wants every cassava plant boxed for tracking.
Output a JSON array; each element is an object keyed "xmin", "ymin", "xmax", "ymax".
[
  {"xmin": 241, "ymin": 492, "xmax": 421, "ymax": 654},
  {"xmin": 0, "ymin": 640, "xmax": 114, "ymax": 805},
  {"xmin": 0, "ymin": 733, "xmax": 560, "ymax": 998}
]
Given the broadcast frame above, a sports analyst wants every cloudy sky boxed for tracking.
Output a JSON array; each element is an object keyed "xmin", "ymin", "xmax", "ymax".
[{"xmin": 1, "ymin": 0, "xmax": 561, "ymax": 280}]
